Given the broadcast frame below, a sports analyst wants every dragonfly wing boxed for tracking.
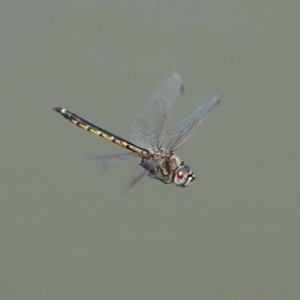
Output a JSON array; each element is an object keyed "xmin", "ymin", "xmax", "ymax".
[
  {"xmin": 89, "ymin": 153, "xmax": 139, "ymax": 170},
  {"xmin": 129, "ymin": 73, "xmax": 184, "ymax": 149},
  {"xmin": 123, "ymin": 166, "xmax": 148, "ymax": 193},
  {"xmin": 163, "ymin": 94, "xmax": 221, "ymax": 151}
]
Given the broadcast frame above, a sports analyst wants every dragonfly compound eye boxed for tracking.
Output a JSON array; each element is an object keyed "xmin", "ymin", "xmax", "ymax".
[{"xmin": 174, "ymin": 165, "xmax": 195, "ymax": 187}]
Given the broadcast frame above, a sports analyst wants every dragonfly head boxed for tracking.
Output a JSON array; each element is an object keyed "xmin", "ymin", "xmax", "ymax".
[{"xmin": 174, "ymin": 165, "xmax": 195, "ymax": 187}]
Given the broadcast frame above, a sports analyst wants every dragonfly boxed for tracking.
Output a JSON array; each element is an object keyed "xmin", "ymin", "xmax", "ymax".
[{"xmin": 53, "ymin": 73, "xmax": 221, "ymax": 192}]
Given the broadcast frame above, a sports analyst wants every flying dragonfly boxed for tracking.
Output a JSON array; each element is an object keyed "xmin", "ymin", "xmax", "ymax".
[{"xmin": 53, "ymin": 73, "xmax": 221, "ymax": 192}]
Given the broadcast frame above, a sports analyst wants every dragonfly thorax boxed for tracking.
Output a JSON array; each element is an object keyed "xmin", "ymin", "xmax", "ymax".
[{"xmin": 140, "ymin": 149, "xmax": 195, "ymax": 187}]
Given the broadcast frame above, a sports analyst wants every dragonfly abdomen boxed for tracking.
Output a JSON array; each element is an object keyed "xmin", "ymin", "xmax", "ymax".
[{"xmin": 53, "ymin": 107, "xmax": 143, "ymax": 154}]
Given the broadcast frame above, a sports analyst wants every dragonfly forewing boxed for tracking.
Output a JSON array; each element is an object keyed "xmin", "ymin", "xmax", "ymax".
[{"xmin": 129, "ymin": 73, "xmax": 184, "ymax": 149}]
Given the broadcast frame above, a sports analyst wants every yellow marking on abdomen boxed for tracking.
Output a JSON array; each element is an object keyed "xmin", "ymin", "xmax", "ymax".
[
  {"xmin": 114, "ymin": 139, "xmax": 129, "ymax": 147},
  {"xmin": 89, "ymin": 128, "xmax": 101, "ymax": 135},
  {"xmin": 100, "ymin": 133, "xmax": 114, "ymax": 142},
  {"xmin": 78, "ymin": 123, "xmax": 90, "ymax": 130}
]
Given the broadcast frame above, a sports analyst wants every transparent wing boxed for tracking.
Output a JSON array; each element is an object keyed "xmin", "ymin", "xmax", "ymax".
[
  {"xmin": 88, "ymin": 153, "xmax": 139, "ymax": 170},
  {"xmin": 163, "ymin": 94, "xmax": 221, "ymax": 151},
  {"xmin": 129, "ymin": 73, "xmax": 184, "ymax": 149},
  {"xmin": 123, "ymin": 166, "xmax": 148, "ymax": 193}
]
